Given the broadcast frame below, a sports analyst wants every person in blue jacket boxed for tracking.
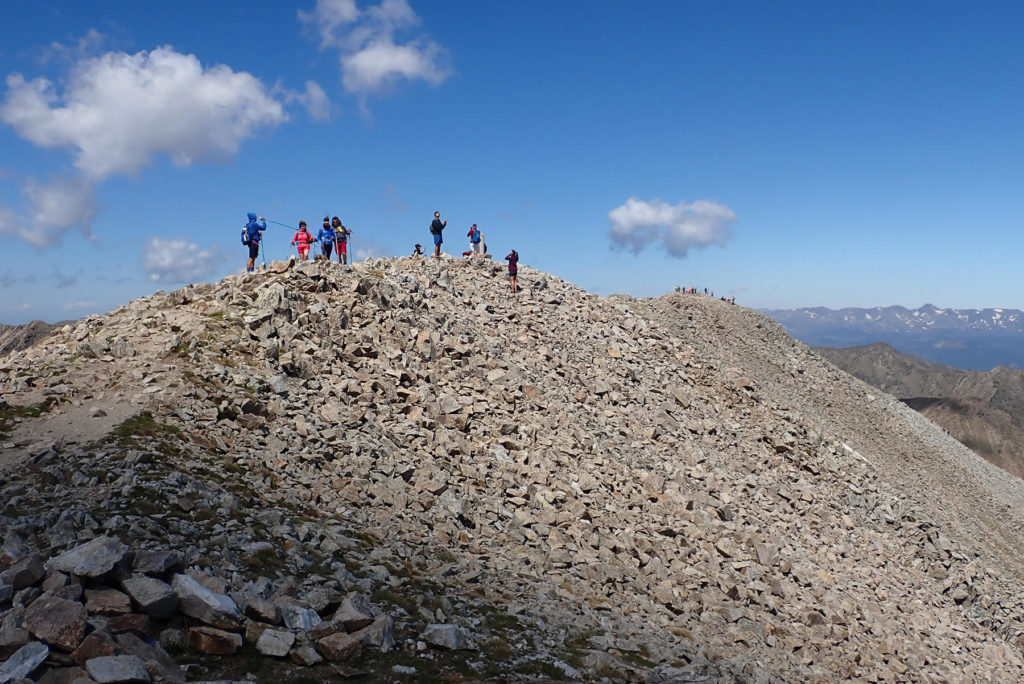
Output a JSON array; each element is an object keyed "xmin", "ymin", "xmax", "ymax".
[
  {"xmin": 317, "ymin": 216, "xmax": 336, "ymax": 261},
  {"xmin": 243, "ymin": 212, "xmax": 266, "ymax": 272},
  {"xmin": 467, "ymin": 223, "xmax": 482, "ymax": 255}
]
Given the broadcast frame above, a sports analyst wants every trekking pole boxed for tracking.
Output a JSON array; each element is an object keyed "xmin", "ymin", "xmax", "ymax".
[
  {"xmin": 260, "ymin": 240, "xmax": 267, "ymax": 267},
  {"xmin": 264, "ymin": 218, "xmax": 293, "ymax": 229}
]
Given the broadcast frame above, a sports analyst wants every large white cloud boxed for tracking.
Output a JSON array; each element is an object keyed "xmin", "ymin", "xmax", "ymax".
[
  {"xmin": 301, "ymin": 0, "xmax": 450, "ymax": 96},
  {"xmin": 0, "ymin": 47, "xmax": 288, "ymax": 180},
  {"xmin": 608, "ymin": 198, "xmax": 738, "ymax": 259},
  {"xmin": 142, "ymin": 237, "xmax": 224, "ymax": 284}
]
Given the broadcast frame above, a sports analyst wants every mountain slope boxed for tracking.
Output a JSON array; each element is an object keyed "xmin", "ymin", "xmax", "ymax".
[
  {"xmin": 3, "ymin": 257, "xmax": 1024, "ymax": 682},
  {"xmin": 817, "ymin": 343, "xmax": 1024, "ymax": 479}
]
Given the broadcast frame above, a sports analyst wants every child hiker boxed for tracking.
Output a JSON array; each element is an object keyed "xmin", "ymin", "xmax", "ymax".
[{"xmin": 291, "ymin": 221, "xmax": 314, "ymax": 261}]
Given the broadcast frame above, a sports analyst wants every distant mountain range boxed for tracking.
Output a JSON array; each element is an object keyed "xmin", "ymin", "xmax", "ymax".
[
  {"xmin": 817, "ymin": 342, "xmax": 1024, "ymax": 480},
  {"xmin": 763, "ymin": 305, "xmax": 1024, "ymax": 371}
]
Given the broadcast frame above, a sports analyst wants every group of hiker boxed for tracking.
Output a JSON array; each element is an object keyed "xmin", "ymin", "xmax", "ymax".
[
  {"xmin": 242, "ymin": 214, "xmax": 351, "ymax": 272},
  {"xmin": 243, "ymin": 210, "xmax": 520, "ymax": 291}
]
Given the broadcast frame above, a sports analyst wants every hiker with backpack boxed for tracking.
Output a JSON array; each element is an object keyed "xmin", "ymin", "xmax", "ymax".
[
  {"xmin": 317, "ymin": 216, "xmax": 336, "ymax": 261},
  {"xmin": 242, "ymin": 212, "xmax": 266, "ymax": 272},
  {"xmin": 331, "ymin": 216, "xmax": 350, "ymax": 264},
  {"xmin": 412, "ymin": 243, "xmax": 424, "ymax": 256},
  {"xmin": 291, "ymin": 221, "xmax": 315, "ymax": 261},
  {"xmin": 429, "ymin": 211, "xmax": 446, "ymax": 259},
  {"xmin": 467, "ymin": 224, "xmax": 482, "ymax": 256},
  {"xmin": 504, "ymin": 249, "xmax": 519, "ymax": 293}
]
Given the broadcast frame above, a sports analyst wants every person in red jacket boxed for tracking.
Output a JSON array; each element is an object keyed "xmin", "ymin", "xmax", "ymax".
[{"xmin": 291, "ymin": 221, "xmax": 315, "ymax": 261}]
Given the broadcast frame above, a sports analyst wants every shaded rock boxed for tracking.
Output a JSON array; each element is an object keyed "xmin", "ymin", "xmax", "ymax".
[
  {"xmin": 187, "ymin": 627, "xmax": 241, "ymax": 655},
  {"xmin": 47, "ymin": 538, "xmax": 132, "ymax": 579},
  {"xmin": 120, "ymin": 576, "xmax": 176, "ymax": 620},
  {"xmin": 84, "ymin": 655, "xmax": 151, "ymax": 683},
  {"xmin": 71, "ymin": 632, "xmax": 118, "ymax": 667},
  {"xmin": 316, "ymin": 631, "xmax": 362, "ymax": 661},
  {"xmin": 0, "ymin": 556, "xmax": 44, "ymax": 590},
  {"xmin": 114, "ymin": 633, "xmax": 185, "ymax": 684},
  {"xmin": 420, "ymin": 624, "xmax": 475, "ymax": 651},
  {"xmin": 84, "ymin": 588, "xmax": 132, "ymax": 616},
  {"xmin": 255, "ymin": 629, "xmax": 295, "ymax": 657},
  {"xmin": 332, "ymin": 594, "xmax": 374, "ymax": 632},
  {"xmin": 131, "ymin": 552, "xmax": 181, "ymax": 578},
  {"xmin": 289, "ymin": 645, "xmax": 323, "ymax": 666},
  {"xmin": 36, "ymin": 666, "xmax": 88, "ymax": 684},
  {"xmin": 171, "ymin": 575, "xmax": 239, "ymax": 630},
  {"xmin": 23, "ymin": 594, "xmax": 88, "ymax": 651},
  {"xmin": 243, "ymin": 597, "xmax": 280, "ymax": 625},
  {"xmin": 0, "ymin": 641, "xmax": 49, "ymax": 683},
  {"xmin": 279, "ymin": 604, "xmax": 321, "ymax": 631}
]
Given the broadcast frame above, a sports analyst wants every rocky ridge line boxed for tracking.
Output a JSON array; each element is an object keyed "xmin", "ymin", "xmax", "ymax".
[{"xmin": 3, "ymin": 256, "xmax": 1024, "ymax": 682}]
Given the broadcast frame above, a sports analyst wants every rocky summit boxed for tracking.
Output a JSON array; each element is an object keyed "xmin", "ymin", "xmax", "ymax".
[{"xmin": 3, "ymin": 255, "xmax": 1024, "ymax": 683}]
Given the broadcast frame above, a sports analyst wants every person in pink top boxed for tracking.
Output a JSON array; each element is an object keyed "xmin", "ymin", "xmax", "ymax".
[{"xmin": 291, "ymin": 221, "xmax": 315, "ymax": 261}]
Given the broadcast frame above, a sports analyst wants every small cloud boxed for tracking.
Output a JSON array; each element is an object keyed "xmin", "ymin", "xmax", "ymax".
[
  {"xmin": 0, "ymin": 270, "xmax": 36, "ymax": 287},
  {"xmin": 0, "ymin": 177, "xmax": 97, "ymax": 247},
  {"xmin": 300, "ymin": 0, "xmax": 451, "ymax": 100},
  {"xmin": 142, "ymin": 237, "xmax": 224, "ymax": 284},
  {"xmin": 4, "ymin": 302, "xmax": 33, "ymax": 311},
  {"xmin": 41, "ymin": 29, "xmax": 106, "ymax": 64},
  {"xmin": 352, "ymin": 238, "xmax": 387, "ymax": 261},
  {"xmin": 608, "ymin": 197, "xmax": 737, "ymax": 259},
  {"xmin": 63, "ymin": 300, "xmax": 97, "ymax": 310},
  {"xmin": 51, "ymin": 267, "xmax": 80, "ymax": 289},
  {"xmin": 278, "ymin": 80, "xmax": 332, "ymax": 121}
]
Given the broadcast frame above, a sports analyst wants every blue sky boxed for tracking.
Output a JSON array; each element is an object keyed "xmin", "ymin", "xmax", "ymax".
[{"xmin": 2, "ymin": 1, "xmax": 1023, "ymax": 323}]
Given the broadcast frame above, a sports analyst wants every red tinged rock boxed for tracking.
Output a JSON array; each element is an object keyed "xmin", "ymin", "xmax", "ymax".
[
  {"xmin": 85, "ymin": 588, "xmax": 132, "ymax": 615},
  {"xmin": 1, "ymin": 555, "xmax": 45, "ymax": 589},
  {"xmin": 107, "ymin": 613, "xmax": 151, "ymax": 635},
  {"xmin": 71, "ymin": 632, "xmax": 119, "ymax": 667},
  {"xmin": 187, "ymin": 626, "xmax": 242, "ymax": 655},
  {"xmin": 23, "ymin": 594, "xmax": 88, "ymax": 651},
  {"xmin": 316, "ymin": 631, "xmax": 362, "ymax": 661}
]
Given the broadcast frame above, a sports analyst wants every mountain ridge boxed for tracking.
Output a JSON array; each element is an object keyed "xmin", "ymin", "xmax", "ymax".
[{"xmin": 3, "ymin": 257, "xmax": 1024, "ymax": 681}]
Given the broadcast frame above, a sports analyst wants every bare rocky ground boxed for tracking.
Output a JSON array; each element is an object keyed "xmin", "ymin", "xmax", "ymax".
[{"xmin": 3, "ymin": 256, "xmax": 1024, "ymax": 683}]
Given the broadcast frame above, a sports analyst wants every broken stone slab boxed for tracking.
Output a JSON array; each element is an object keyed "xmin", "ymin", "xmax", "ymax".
[
  {"xmin": 0, "ymin": 556, "xmax": 45, "ymax": 590},
  {"xmin": 0, "ymin": 641, "xmax": 49, "ymax": 683},
  {"xmin": 23, "ymin": 594, "xmax": 88, "ymax": 651},
  {"xmin": 187, "ymin": 627, "xmax": 241, "ymax": 655},
  {"xmin": 289, "ymin": 644, "xmax": 323, "ymax": 666},
  {"xmin": 47, "ymin": 537, "xmax": 132, "ymax": 579},
  {"xmin": 279, "ymin": 604, "xmax": 321, "ymax": 631},
  {"xmin": 316, "ymin": 631, "xmax": 362, "ymax": 662},
  {"xmin": 84, "ymin": 655, "xmax": 151, "ymax": 683},
  {"xmin": 114, "ymin": 633, "xmax": 185, "ymax": 684},
  {"xmin": 84, "ymin": 588, "xmax": 132, "ymax": 616},
  {"xmin": 131, "ymin": 551, "xmax": 181, "ymax": 578},
  {"xmin": 243, "ymin": 597, "xmax": 280, "ymax": 625},
  {"xmin": 35, "ymin": 665, "xmax": 88, "ymax": 684},
  {"xmin": 0, "ymin": 582, "xmax": 12, "ymax": 606},
  {"xmin": 420, "ymin": 624, "xmax": 475, "ymax": 651},
  {"xmin": 171, "ymin": 574, "xmax": 240, "ymax": 630},
  {"xmin": 352, "ymin": 614, "xmax": 395, "ymax": 652},
  {"xmin": 120, "ymin": 576, "xmax": 177, "ymax": 620},
  {"xmin": 71, "ymin": 632, "xmax": 119, "ymax": 667},
  {"xmin": 332, "ymin": 594, "xmax": 375, "ymax": 632},
  {"xmin": 255, "ymin": 629, "xmax": 295, "ymax": 657}
]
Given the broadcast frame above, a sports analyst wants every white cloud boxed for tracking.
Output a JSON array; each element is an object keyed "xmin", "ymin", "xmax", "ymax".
[
  {"xmin": 279, "ymin": 80, "xmax": 332, "ymax": 121},
  {"xmin": 301, "ymin": 0, "xmax": 450, "ymax": 97},
  {"xmin": 0, "ymin": 176, "xmax": 97, "ymax": 247},
  {"xmin": 63, "ymin": 301, "xmax": 97, "ymax": 311},
  {"xmin": 142, "ymin": 237, "xmax": 224, "ymax": 284},
  {"xmin": 0, "ymin": 46, "xmax": 287, "ymax": 180},
  {"xmin": 608, "ymin": 198, "xmax": 737, "ymax": 259}
]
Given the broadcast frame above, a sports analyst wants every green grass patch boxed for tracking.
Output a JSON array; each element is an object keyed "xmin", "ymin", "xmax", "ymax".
[{"xmin": 0, "ymin": 398, "xmax": 56, "ymax": 438}]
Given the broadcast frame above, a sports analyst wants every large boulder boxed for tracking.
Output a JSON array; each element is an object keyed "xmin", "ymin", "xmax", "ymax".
[
  {"xmin": 171, "ymin": 574, "xmax": 239, "ymax": 630},
  {"xmin": 47, "ymin": 537, "xmax": 132, "ymax": 579},
  {"xmin": 23, "ymin": 595, "xmax": 88, "ymax": 651}
]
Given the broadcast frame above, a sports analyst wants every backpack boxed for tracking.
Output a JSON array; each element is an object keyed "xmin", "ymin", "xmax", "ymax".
[{"xmin": 241, "ymin": 228, "xmax": 249, "ymax": 245}]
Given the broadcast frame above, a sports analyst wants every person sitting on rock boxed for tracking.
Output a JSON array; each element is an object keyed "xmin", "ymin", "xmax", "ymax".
[{"xmin": 412, "ymin": 244, "xmax": 424, "ymax": 256}]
